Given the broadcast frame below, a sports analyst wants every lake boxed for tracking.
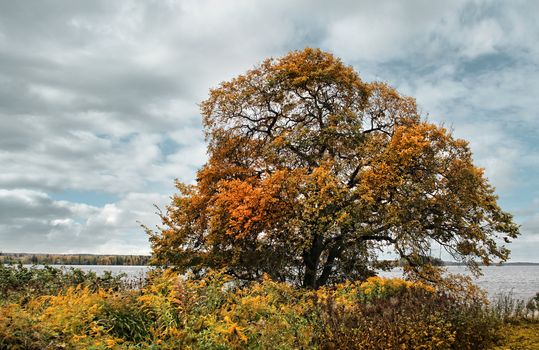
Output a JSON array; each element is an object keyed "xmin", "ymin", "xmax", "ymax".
[
  {"xmin": 379, "ymin": 265, "xmax": 539, "ymax": 301},
  {"xmin": 27, "ymin": 264, "xmax": 539, "ymax": 301}
]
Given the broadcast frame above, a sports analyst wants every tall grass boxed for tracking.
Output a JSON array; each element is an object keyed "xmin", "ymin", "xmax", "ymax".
[{"xmin": 491, "ymin": 290, "xmax": 539, "ymax": 322}]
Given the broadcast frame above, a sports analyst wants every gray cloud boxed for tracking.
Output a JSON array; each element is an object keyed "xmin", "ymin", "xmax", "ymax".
[
  {"xmin": 0, "ymin": 0, "xmax": 537, "ymax": 259},
  {"xmin": 0, "ymin": 189, "xmax": 168, "ymax": 254},
  {"xmin": 0, "ymin": 189, "xmax": 97, "ymax": 252}
]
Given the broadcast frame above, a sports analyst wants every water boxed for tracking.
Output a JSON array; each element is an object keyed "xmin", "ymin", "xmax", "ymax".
[
  {"xmin": 379, "ymin": 265, "xmax": 539, "ymax": 301},
  {"xmin": 24, "ymin": 264, "xmax": 539, "ymax": 301},
  {"xmin": 52, "ymin": 264, "xmax": 151, "ymax": 278},
  {"xmin": 23, "ymin": 264, "xmax": 150, "ymax": 283}
]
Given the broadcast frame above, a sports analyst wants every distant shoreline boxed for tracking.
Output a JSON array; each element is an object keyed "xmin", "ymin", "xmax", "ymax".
[
  {"xmin": 1, "ymin": 253, "xmax": 538, "ymax": 266},
  {"xmin": 0, "ymin": 252, "xmax": 151, "ymax": 266},
  {"xmin": 442, "ymin": 262, "xmax": 539, "ymax": 266}
]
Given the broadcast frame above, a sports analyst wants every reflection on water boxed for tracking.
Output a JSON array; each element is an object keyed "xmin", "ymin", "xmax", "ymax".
[{"xmin": 25, "ymin": 264, "xmax": 539, "ymax": 300}]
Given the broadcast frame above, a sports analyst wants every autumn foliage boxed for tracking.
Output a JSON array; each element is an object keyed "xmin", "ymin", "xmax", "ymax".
[{"xmin": 149, "ymin": 48, "xmax": 518, "ymax": 288}]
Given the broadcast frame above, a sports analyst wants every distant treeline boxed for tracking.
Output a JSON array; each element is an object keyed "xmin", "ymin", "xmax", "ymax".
[{"xmin": 0, "ymin": 252, "xmax": 151, "ymax": 266}]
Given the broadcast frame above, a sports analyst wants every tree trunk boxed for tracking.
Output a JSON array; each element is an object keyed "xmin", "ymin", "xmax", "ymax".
[
  {"xmin": 316, "ymin": 244, "xmax": 343, "ymax": 287},
  {"xmin": 302, "ymin": 234, "xmax": 324, "ymax": 288}
]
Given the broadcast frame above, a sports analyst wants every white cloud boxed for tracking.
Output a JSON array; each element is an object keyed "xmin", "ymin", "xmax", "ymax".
[
  {"xmin": 324, "ymin": 1, "xmax": 465, "ymax": 62},
  {"xmin": 460, "ymin": 19, "xmax": 504, "ymax": 58},
  {"xmin": 80, "ymin": 192, "xmax": 171, "ymax": 255},
  {"xmin": 0, "ymin": 189, "xmax": 168, "ymax": 254}
]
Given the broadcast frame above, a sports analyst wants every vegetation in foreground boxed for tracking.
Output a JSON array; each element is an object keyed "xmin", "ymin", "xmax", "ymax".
[{"xmin": 1, "ymin": 264, "xmax": 538, "ymax": 350}]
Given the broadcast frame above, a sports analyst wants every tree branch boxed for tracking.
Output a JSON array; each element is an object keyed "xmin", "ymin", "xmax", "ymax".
[
  {"xmin": 347, "ymin": 165, "xmax": 361, "ymax": 188},
  {"xmin": 359, "ymin": 235, "xmax": 395, "ymax": 244}
]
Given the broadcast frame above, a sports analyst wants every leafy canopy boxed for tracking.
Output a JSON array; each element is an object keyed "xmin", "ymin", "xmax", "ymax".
[{"xmin": 149, "ymin": 48, "xmax": 519, "ymax": 288}]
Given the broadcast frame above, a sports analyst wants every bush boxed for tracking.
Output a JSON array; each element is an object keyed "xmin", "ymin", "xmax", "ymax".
[
  {"xmin": 315, "ymin": 277, "xmax": 500, "ymax": 350},
  {"xmin": 0, "ymin": 263, "xmax": 127, "ymax": 304}
]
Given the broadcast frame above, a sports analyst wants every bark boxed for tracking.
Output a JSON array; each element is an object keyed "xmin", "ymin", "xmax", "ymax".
[
  {"xmin": 316, "ymin": 243, "xmax": 343, "ymax": 287},
  {"xmin": 302, "ymin": 234, "xmax": 324, "ymax": 288}
]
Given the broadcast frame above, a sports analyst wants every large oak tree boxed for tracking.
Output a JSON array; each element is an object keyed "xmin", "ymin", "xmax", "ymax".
[{"xmin": 149, "ymin": 48, "xmax": 519, "ymax": 288}]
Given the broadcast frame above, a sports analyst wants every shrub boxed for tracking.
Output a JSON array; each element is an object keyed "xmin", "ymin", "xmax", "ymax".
[
  {"xmin": 309, "ymin": 275, "xmax": 500, "ymax": 350},
  {"xmin": 0, "ymin": 263, "xmax": 127, "ymax": 304}
]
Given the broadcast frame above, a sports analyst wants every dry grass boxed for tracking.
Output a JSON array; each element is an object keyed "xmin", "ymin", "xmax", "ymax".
[{"xmin": 494, "ymin": 321, "xmax": 539, "ymax": 350}]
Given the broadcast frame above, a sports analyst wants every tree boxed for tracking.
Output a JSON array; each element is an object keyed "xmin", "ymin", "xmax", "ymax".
[{"xmin": 149, "ymin": 48, "xmax": 519, "ymax": 288}]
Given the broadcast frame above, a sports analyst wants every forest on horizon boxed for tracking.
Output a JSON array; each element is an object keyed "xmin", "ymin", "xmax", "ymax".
[{"xmin": 0, "ymin": 252, "xmax": 150, "ymax": 266}]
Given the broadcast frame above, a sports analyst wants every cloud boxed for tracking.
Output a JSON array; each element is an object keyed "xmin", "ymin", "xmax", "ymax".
[
  {"xmin": 79, "ymin": 192, "xmax": 171, "ymax": 255},
  {"xmin": 323, "ymin": 1, "xmax": 465, "ymax": 62},
  {"xmin": 0, "ymin": 189, "xmax": 93, "ymax": 222},
  {"xmin": 0, "ymin": 189, "xmax": 168, "ymax": 254},
  {"xmin": 0, "ymin": 0, "xmax": 306, "ymax": 195},
  {"xmin": 0, "ymin": 189, "xmax": 97, "ymax": 252}
]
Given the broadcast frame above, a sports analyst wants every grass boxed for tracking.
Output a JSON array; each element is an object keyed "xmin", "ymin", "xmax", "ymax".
[{"xmin": 494, "ymin": 321, "xmax": 539, "ymax": 350}]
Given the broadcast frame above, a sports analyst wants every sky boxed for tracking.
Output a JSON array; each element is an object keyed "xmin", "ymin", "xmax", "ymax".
[{"xmin": 0, "ymin": 0, "xmax": 538, "ymax": 261}]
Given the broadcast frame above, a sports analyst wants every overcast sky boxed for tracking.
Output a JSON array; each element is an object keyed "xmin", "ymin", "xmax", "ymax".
[{"xmin": 1, "ymin": 0, "xmax": 538, "ymax": 261}]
